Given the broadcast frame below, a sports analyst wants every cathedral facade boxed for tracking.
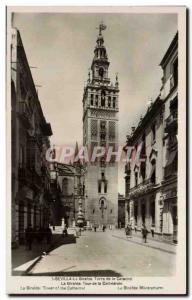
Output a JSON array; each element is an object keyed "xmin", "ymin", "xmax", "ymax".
[{"xmin": 82, "ymin": 24, "xmax": 119, "ymax": 228}]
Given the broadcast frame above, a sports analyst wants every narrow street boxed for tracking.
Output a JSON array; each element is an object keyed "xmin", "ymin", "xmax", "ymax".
[{"xmin": 29, "ymin": 230, "xmax": 176, "ymax": 277}]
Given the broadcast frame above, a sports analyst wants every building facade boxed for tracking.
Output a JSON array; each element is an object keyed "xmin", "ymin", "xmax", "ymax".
[
  {"xmin": 124, "ymin": 33, "xmax": 178, "ymax": 243},
  {"xmin": 159, "ymin": 33, "xmax": 178, "ymax": 242},
  {"xmin": 49, "ymin": 147, "xmax": 85, "ymax": 228},
  {"xmin": 11, "ymin": 28, "xmax": 53, "ymax": 247},
  {"xmin": 82, "ymin": 24, "xmax": 119, "ymax": 228}
]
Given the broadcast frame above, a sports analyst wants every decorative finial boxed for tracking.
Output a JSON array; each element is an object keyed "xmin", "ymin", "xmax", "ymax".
[
  {"xmin": 115, "ymin": 72, "xmax": 119, "ymax": 87},
  {"xmin": 96, "ymin": 22, "xmax": 107, "ymax": 35}
]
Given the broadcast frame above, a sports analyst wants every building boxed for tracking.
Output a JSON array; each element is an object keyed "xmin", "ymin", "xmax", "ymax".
[
  {"xmin": 11, "ymin": 28, "xmax": 53, "ymax": 247},
  {"xmin": 118, "ymin": 194, "xmax": 125, "ymax": 228},
  {"xmin": 82, "ymin": 24, "xmax": 119, "ymax": 228},
  {"xmin": 159, "ymin": 32, "xmax": 178, "ymax": 242},
  {"xmin": 49, "ymin": 144, "xmax": 85, "ymax": 228},
  {"xmin": 124, "ymin": 33, "xmax": 178, "ymax": 243}
]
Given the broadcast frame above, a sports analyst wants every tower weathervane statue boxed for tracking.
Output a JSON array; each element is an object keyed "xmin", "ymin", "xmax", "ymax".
[
  {"xmin": 97, "ymin": 22, "xmax": 107, "ymax": 35},
  {"xmin": 82, "ymin": 24, "xmax": 119, "ymax": 229}
]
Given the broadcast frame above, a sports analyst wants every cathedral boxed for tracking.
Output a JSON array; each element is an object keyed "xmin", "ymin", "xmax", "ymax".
[{"xmin": 82, "ymin": 23, "xmax": 119, "ymax": 228}]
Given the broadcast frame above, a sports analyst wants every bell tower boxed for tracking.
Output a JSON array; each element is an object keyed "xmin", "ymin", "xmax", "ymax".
[{"xmin": 82, "ymin": 23, "xmax": 119, "ymax": 228}]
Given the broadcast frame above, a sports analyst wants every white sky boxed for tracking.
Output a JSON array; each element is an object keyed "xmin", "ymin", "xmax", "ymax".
[{"xmin": 14, "ymin": 12, "xmax": 177, "ymax": 194}]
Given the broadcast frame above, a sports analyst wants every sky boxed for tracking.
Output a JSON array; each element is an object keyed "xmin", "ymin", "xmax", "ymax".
[{"xmin": 14, "ymin": 12, "xmax": 177, "ymax": 194}]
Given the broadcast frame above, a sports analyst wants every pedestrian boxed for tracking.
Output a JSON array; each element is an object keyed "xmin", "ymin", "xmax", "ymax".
[
  {"xmin": 62, "ymin": 224, "xmax": 68, "ymax": 237},
  {"xmin": 151, "ymin": 228, "xmax": 154, "ymax": 238},
  {"xmin": 102, "ymin": 225, "xmax": 106, "ymax": 232},
  {"xmin": 125, "ymin": 224, "xmax": 129, "ymax": 238},
  {"xmin": 46, "ymin": 227, "xmax": 52, "ymax": 244},
  {"xmin": 128, "ymin": 224, "xmax": 132, "ymax": 237},
  {"xmin": 25, "ymin": 224, "xmax": 33, "ymax": 250},
  {"xmin": 94, "ymin": 226, "xmax": 97, "ymax": 232},
  {"xmin": 142, "ymin": 224, "xmax": 148, "ymax": 243}
]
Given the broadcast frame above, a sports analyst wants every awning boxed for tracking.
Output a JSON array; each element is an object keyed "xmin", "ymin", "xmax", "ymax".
[{"xmin": 165, "ymin": 150, "xmax": 177, "ymax": 167}]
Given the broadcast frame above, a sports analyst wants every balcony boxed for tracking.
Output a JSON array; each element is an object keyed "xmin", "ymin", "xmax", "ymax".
[
  {"xmin": 164, "ymin": 111, "xmax": 177, "ymax": 134},
  {"xmin": 129, "ymin": 179, "xmax": 156, "ymax": 199},
  {"xmin": 18, "ymin": 102, "xmax": 33, "ymax": 129}
]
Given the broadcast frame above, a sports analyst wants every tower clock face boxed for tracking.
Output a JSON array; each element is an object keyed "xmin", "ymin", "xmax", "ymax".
[{"xmin": 99, "ymin": 67, "xmax": 104, "ymax": 77}]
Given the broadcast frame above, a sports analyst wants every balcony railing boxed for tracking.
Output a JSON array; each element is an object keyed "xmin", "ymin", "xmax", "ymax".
[{"xmin": 129, "ymin": 178, "xmax": 156, "ymax": 199}]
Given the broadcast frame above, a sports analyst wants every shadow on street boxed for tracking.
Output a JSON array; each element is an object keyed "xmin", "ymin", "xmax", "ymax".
[
  {"xmin": 12, "ymin": 233, "xmax": 76, "ymax": 276},
  {"xmin": 27, "ymin": 270, "xmax": 122, "ymax": 277}
]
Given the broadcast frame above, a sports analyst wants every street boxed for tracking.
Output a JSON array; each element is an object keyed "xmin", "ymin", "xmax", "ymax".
[{"xmin": 29, "ymin": 230, "xmax": 176, "ymax": 277}]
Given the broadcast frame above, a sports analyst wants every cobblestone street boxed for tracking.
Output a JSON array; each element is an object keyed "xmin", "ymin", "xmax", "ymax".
[{"xmin": 28, "ymin": 230, "xmax": 176, "ymax": 277}]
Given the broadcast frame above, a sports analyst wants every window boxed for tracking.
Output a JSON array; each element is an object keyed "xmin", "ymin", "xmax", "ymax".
[
  {"xmin": 109, "ymin": 121, "xmax": 115, "ymax": 140},
  {"xmin": 140, "ymin": 163, "xmax": 146, "ymax": 180},
  {"xmin": 100, "ymin": 121, "xmax": 106, "ymax": 130},
  {"xmin": 100, "ymin": 133, "xmax": 106, "ymax": 141},
  {"xmin": 173, "ymin": 58, "xmax": 178, "ymax": 88},
  {"xmin": 91, "ymin": 119, "xmax": 97, "ymax": 139},
  {"xmin": 98, "ymin": 181, "xmax": 101, "ymax": 193},
  {"xmin": 90, "ymin": 94, "xmax": 94, "ymax": 106},
  {"xmin": 135, "ymin": 172, "xmax": 138, "ymax": 186},
  {"xmin": 108, "ymin": 96, "xmax": 111, "ymax": 107},
  {"xmin": 101, "ymin": 91, "xmax": 105, "ymax": 107},
  {"xmin": 104, "ymin": 181, "xmax": 107, "ymax": 193},
  {"xmin": 95, "ymin": 95, "xmax": 98, "ymax": 106},
  {"xmin": 150, "ymin": 160, "xmax": 156, "ymax": 184},
  {"xmin": 99, "ymin": 67, "xmax": 104, "ymax": 78},
  {"xmin": 151, "ymin": 123, "xmax": 156, "ymax": 142},
  {"xmin": 113, "ymin": 97, "xmax": 116, "ymax": 108}
]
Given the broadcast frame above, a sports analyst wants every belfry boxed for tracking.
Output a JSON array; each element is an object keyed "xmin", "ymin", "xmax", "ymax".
[{"xmin": 82, "ymin": 23, "xmax": 119, "ymax": 228}]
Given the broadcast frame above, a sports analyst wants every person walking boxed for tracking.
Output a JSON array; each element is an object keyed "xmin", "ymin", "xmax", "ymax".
[
  {"xmin": 25, "ymin": 224, "xmax": 33, "ymax": 250},
  {"xmin": 102, "ymin": 225, "xmax": 106, "ymax": 232},
  {"xmin": 62, "ymin": 224, "xmax": 68, "ymax": 237},
  {"xmin": 141, "ymin": 224, "xmax": 148, "ymax": 243},
  {"xmin": 125, "ymin": 224, "xmax": 129, "ymax": 238},
  {"xmin": 128, "ymin": 223, "xmax": 132, "ymax": 237}
]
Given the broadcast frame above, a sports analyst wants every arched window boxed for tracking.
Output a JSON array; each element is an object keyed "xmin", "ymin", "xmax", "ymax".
[
  {"xmin": 108, "ymin": 96, "xmax": 111, "ymax": 107},
  {"xmin": 113, "ymin": 97, "xmax": 116, "ymax": 108},
  {"xmin": 101, "ymin": 91, "xmax": 105, "ymax": 107}
]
